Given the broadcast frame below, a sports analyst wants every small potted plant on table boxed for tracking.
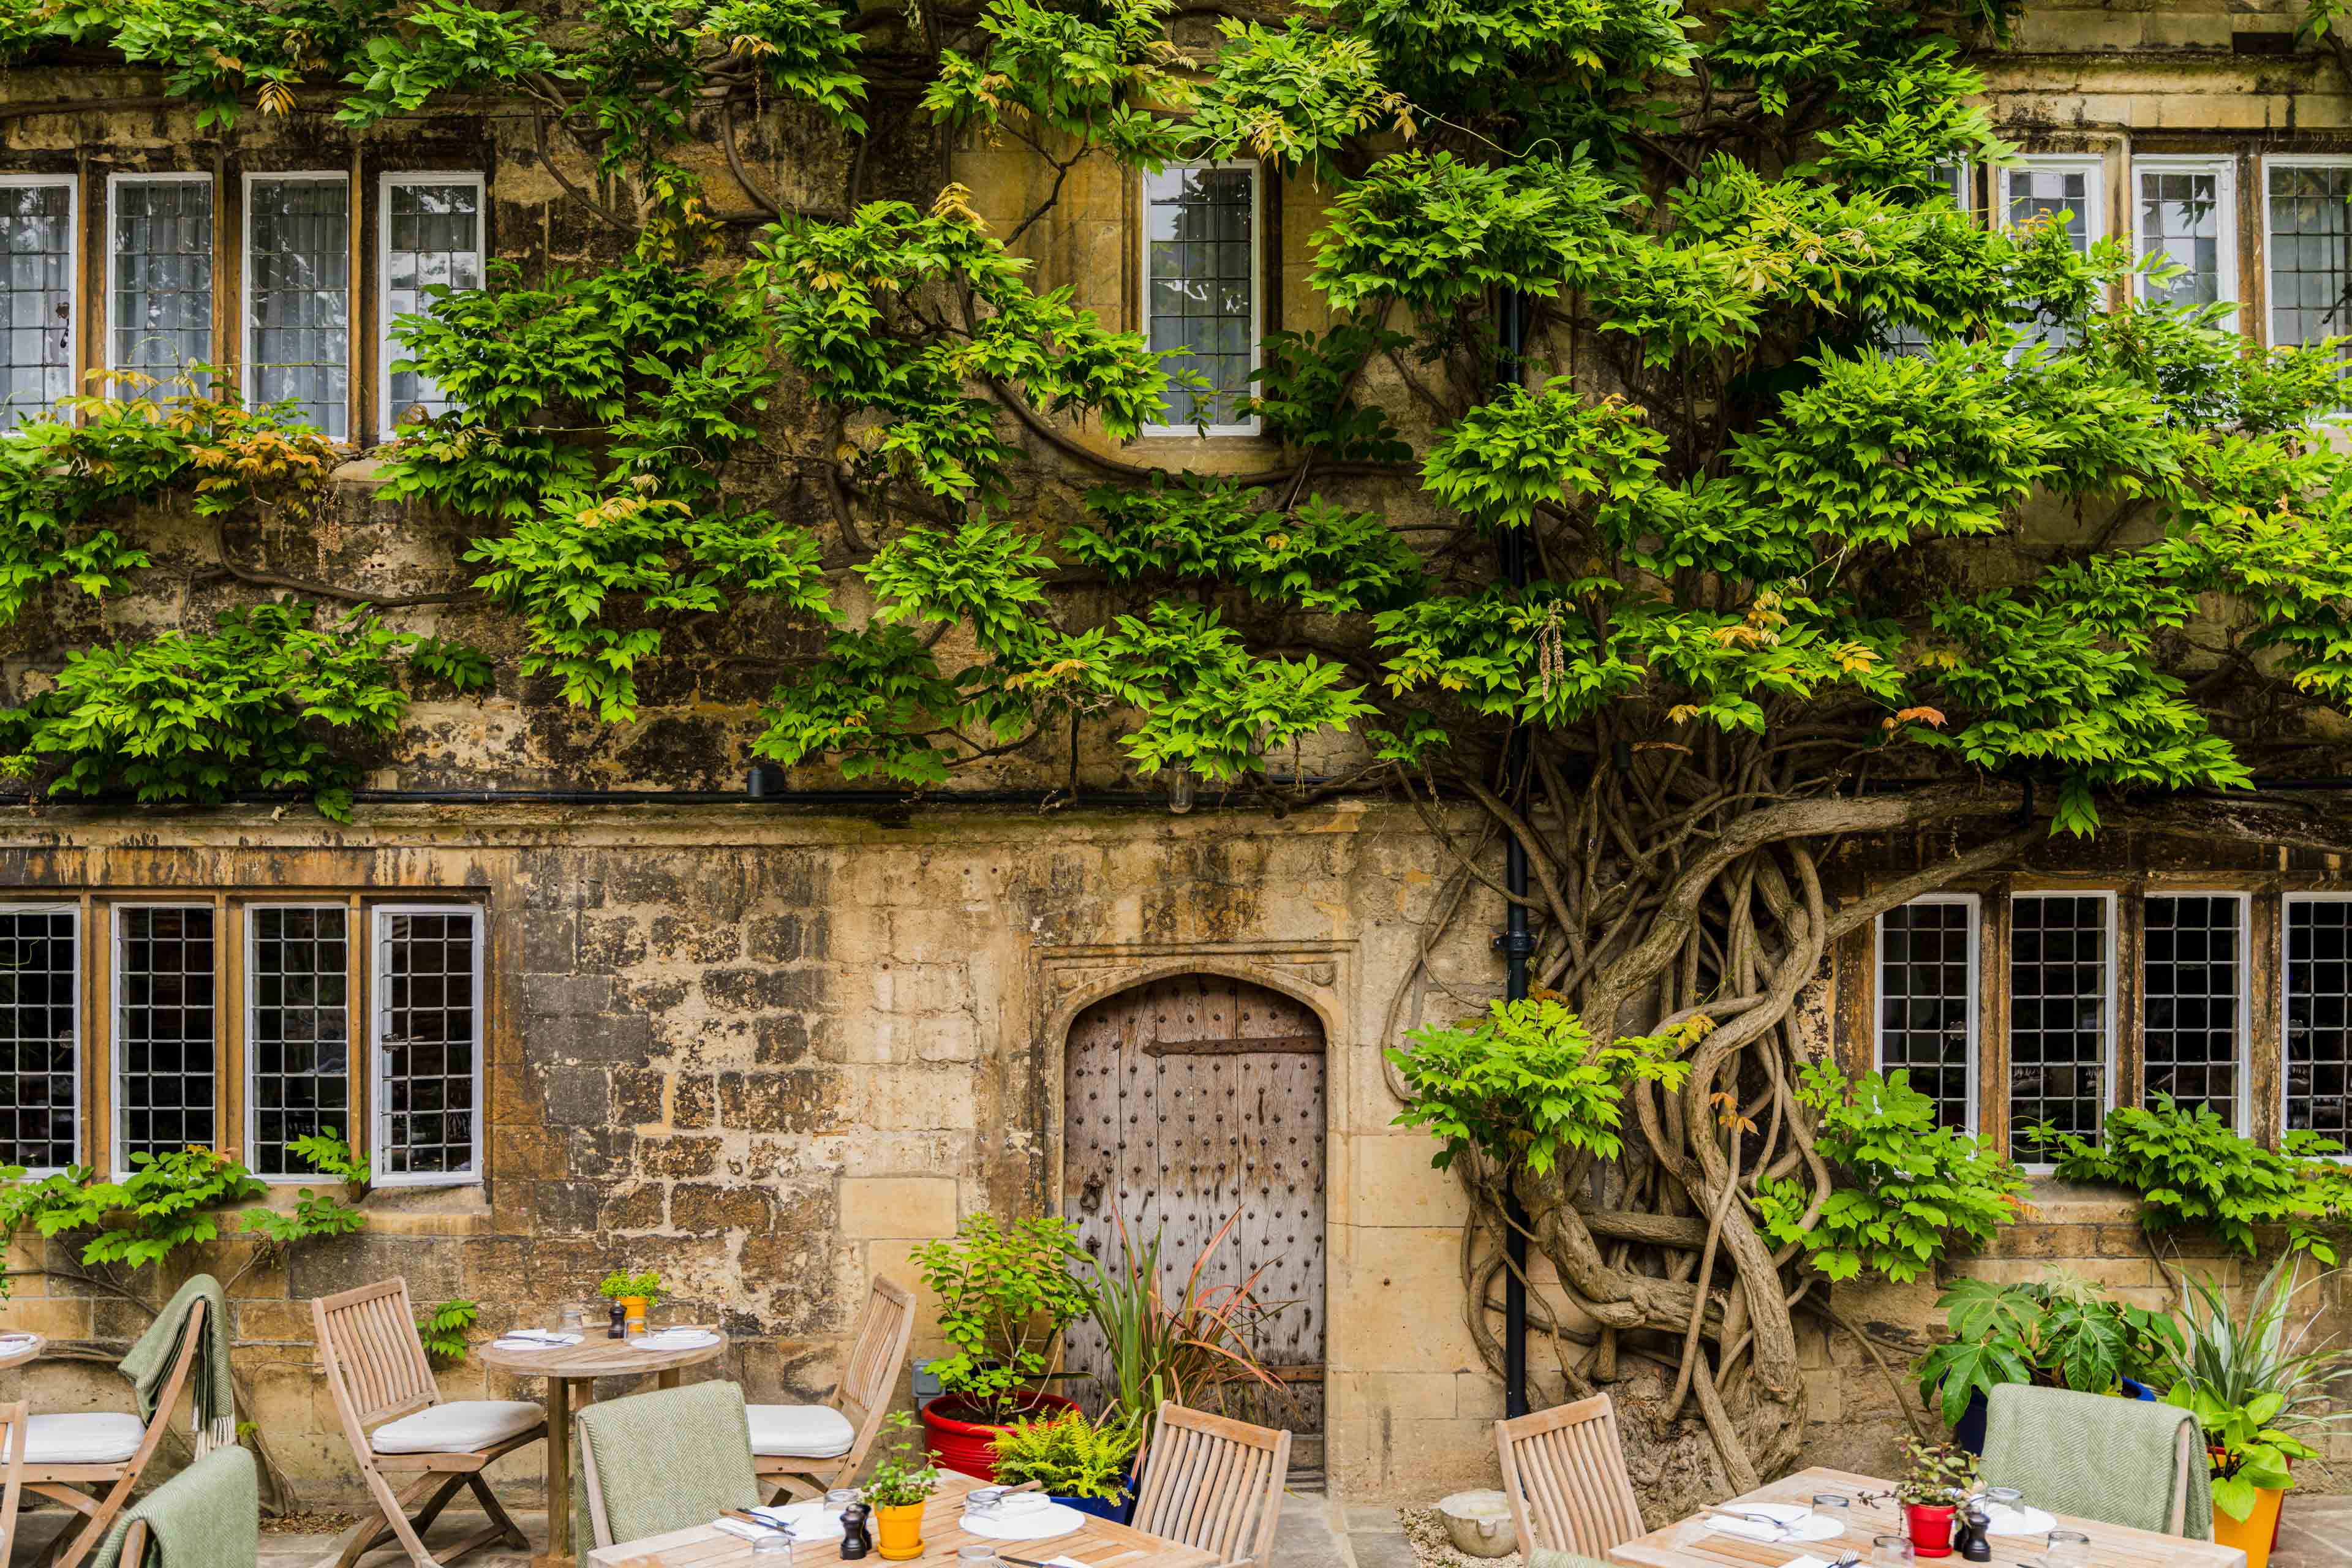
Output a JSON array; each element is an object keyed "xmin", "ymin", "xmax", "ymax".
[
  {"xmin": 865, "ymin": 1412, "xmax": 943, "ymax": 1561},
  {"xmin": 598, "ymin": 1268, "xmax": 665, "ymax": 1336},
  {"xmin": 1896, "ymin": 1439, "xmax": 1978, "ymax": 1558},
  {"xmin": 991, "ymin": 1406, "xmax": 1146, "ymax": 1523},
  {"xmin": 913, "ymin": 1215, "xmax": 1096, "ymax": 1479}
]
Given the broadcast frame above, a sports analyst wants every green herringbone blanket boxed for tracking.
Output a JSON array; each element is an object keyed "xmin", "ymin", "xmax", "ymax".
[
  {"xmin": 571, "ymin": 1379, "xmax": 761, "ymax": 1548},
  {"xmin": 1980, "ymin": 1382, "xmax": 2213, "ymax": 1539},
  {"xmin": 121, "ymin": 1276, "xmax": 235, "ymax": 1455},
  {"xmin": 86, "ymin": 1446, "xmax": 258, "ymax": 1568}
]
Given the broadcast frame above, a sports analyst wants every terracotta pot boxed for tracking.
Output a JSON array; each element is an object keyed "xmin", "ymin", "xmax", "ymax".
[
  {"xmin": 1903, "ymin": 1503, "xmax": 1957, "ymax": 1558},
  {"xmin": 874, "ymin": 1501, "xmax": 927, "ymax": 1561},
  {"xmin": 2212, "ymin": 1486, "xmax": 2285, "ymax": 1568},
  {"xmin": 919, "ymin": 1391, "xmax": 1080, "ymax": 1482}
]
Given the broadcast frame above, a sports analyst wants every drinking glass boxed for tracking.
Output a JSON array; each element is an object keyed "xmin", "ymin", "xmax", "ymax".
[
  {"xmin": 1983, "ymin": 1487, "xmax": 2022, "ymax": 1517},
  {"xmin": 751, "ymin": 1530, "xmax": 794, "ymax": 1559},
  {"xmin": 826, "ymin": 1488, "xmax": 860, "ymax": 1512},
  {"xmin": 1873, "ymin": 1534, "xmax": 1914, "ymax": 1568},
  {"xmin": 559, "ymin": 1306, "xmax": 584, "ymax": 1336},
  {"xmin": 1812, "ymin": 1495, "xmax": 1851, "ymax": 1514},
  {"xmin": 959, "ymin": 1547, "xmax": 1001, "ymax": 1568},
  {"xmin": 2046, "ymin": 1530, "xmax": 2090, "ymax": 1568}
]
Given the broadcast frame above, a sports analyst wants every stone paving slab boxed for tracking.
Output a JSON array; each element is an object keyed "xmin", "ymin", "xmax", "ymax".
[{"xmin": 8, "ymin": 1490, "xmax": 2343, "ymax": 1567}]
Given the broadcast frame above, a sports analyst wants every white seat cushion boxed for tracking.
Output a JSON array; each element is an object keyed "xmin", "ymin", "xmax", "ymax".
[
  {"xmin": 746, "ymin": 1403, "xmax": 856, "ymax": 1459},
  {"xmin": 371, "ymin": 1400, "xmax": 545, "ymax": 1456},
  {"xmin": 25, "ymin": 1411, "xmax": 145, "ymax": 1466}
]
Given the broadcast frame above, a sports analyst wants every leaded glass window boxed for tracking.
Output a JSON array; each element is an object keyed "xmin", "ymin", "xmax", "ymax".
[
  {"xmin": 248, "ymin": 905, "xmax": 349, "ymax": 1176},
  {"xmin": 2286, "ymin": 897, "xmax": 2352, "ymax": 1145},
  {"xmin": 110, "ymin": 176, "xmax": 213, "ymax": 388},
  {"xmin": 0, "ymin": 179, "xmax": 74, "ymax": 428},
  {"xmin": 381, "ymin": 176, "xmax": 483, "ymax": 433},
  {"xmin": 114, "ymin": 905, "xmax": 216, "ymax": 1167},
  {"xmin": 2008, "ymin": 893, "xmax": 2112, "ymax": 1161},
  {"xmin": 2136, "ymin": 161, "xmax": 2233, "ymax": 313},
  {"xmin": 1875, "ymin": 898, "xmax": 1976, "ymax": 1129},
  {"xmin": 374, "ymin": 907, "xmax": 481, "ymax": 1181},
  {"xmin": 2005, "ymin": 160, "xmax": 2104, "ymax": 351},
  {"xmin": 0, "ymin": 906, "xmax": 78, "ymax": 1169},
  {"xmin": 1143, "ymin": 165, "xmax": 1257, "ymax": 432},
  {"xmin": 2143, "ymin": 895, "xmax": 2244, "ymax": 1126},
  {"xmin": 245, "ymin": 175, "xmax": 349, "ymax": 438},
  {"xmin": 2266, "ymin": 160, "xmax": 2352, "ymax": 354}
]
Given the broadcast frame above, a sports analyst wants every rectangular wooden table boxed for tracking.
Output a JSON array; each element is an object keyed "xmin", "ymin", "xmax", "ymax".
[
  {"xmin": 590, "ymin": 1469, "xmax": 1223, "ymax": 1568},
  {"xmin": 1607, "ymin": 1467, "xmax": 2246, "ymax": 1568}
]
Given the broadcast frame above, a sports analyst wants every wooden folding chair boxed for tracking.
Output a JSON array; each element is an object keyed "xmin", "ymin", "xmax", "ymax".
[
  {"xmin": 752, "ymin": 1276, "xmax": 916, "ymax": 1504},
  {"xmin": 23, "ymin": 1306, "xmax": 206, "ymax": 1568},
  {"xmin": 314, "ymin": 1276, "xmax": 545, "ymax": 1568},
  {"xmin": 1494, "ymin": 1395, "xmax": 1646, "ymax": 1559},
  {"xmin": 1127, "ymin": 1401, "xmax": 1291, "ymax": 1568},
  {"xmin": 0, "ymin": 1401, "xmax": 27, "ymax": 1564}
]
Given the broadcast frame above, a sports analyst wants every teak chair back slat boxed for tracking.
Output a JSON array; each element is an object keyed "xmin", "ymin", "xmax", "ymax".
[
  {"xmin": 312, "ymin": 1275, "xmax": 539, "ymax": 1568},
  {"xmin": 23, "ymin": 1303, "xmax": 208, "ymax": 1568},
  {"xmin": 756, "ymin": 1276, "xmax": 917, "ymax": 1504},
  {"xmin": 1128, "ymin": 1402, "xmax": 1289, "ymax": 1568},
  {"xmin": 1494, "ymin": 1396, "xmax": 1646, "ymax": 1559}
]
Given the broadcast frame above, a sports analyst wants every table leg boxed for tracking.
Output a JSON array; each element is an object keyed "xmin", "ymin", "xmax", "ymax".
[
  {"xmin": 657, "ymin": 1368, "xmax": 681, "ymax": 1390},
  {"xmin": 537, "ymin": 1377, "xmax": 575, "ymax": 1568}
]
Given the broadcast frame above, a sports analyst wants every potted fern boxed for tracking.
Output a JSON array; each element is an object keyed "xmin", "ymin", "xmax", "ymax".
[{"xmin": 990, "ymin": 1408, "xmax": 1145, "ymax": 1523}]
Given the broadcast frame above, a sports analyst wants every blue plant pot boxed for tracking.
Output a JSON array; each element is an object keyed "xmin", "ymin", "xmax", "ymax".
[
  {"xmin": 2118, "ymin": 1376, "xmax": 2157, "ymax": 1402},
  {"xmin": 1052, "ymin": 1464, "xmax": 1140, "ymax": 1525}
]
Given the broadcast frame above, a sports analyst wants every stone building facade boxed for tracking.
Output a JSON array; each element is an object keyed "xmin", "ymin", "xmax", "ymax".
[{"xmin": 0, "ymin": 0, "xmax": 2350, "ymax": 1521}]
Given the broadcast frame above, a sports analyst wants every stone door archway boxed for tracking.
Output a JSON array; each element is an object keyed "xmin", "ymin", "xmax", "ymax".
[{"xmin": 1060, "ymin": 971, "xmax": 1327, "ymax": 1467}]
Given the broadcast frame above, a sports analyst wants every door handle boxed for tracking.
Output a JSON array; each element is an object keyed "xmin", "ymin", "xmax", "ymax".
[{"xmin": 1079, "ymin": 1175, "xmax": 1105, "ymax": 1214}]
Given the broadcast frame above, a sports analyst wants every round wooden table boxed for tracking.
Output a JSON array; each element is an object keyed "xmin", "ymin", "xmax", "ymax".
[
  {"xmin": 479, "ymin": 1330, "xmax": 727, "ymax": 1567},
  {"xmin": 0, "ymin": 1332, "xmax": 43, "ymax": 1370}
]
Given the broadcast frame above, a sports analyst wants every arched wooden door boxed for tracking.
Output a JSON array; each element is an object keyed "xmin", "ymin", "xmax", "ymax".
[{"xmin": 1061, "ymin": 973, "xmax": 1326, "ymax": 1466}]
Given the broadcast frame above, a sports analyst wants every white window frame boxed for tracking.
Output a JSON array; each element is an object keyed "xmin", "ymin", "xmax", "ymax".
[
  {"xmin": 376, "ymin": 170, "xmax": 486, "ymax": 440},
  {"xmin": 1138, "ymin": 160, "xmax": 1262, "ymax": 439},
  {"xmin": 1932, "ymin": 158, "xmax": 1974, "ymax": 222},
  {"xmin": 240, "ymin": 170, "xmax": 350, "ymax": 436},
  {"xmin": 2258, "ymin": 153, "xmax": 2352, "ymax": 354},
  {"xmin": 2280, "ymin": 892, "xmax": 2352, "ymax": 1161},
  {"xmin": 1872, "ymin": 893, "xmax": 1980, "ymax": 1134},
  {"xmin": 2002, "ymin": 154, "xmax": 2109, "ymax": 250},
  {"xmin": 2131, "ymin": 154, "xmax": 2239, "ymax": 333},
  {"xmin": 103, "ymin": 171, "xmax": 214, "ymax": 385},
  {"xmin": 0, "ymin": 902, "xmax": 81, "ymax": 1175},
  {"xmin": 2007, "ymin": 888, "xmax": 2119, "ymax": 1172},
  {"xmin": 0, "ymin": 173, "xmax": 80, "ymax": 423},
  {"xmin": 2139, "ymin": 889, "xmax": 2252, "ymax": 1137},
  {"xmin": 110, "ymin": 901, "xmax": 218, "ymax": 1182},
  {"xmin": 369, "ymin": 902, "xmax": 484, "ymax": 1188},
  {"xmin": 244, "ymin": 900, "xmax": 353, "ymax": 1183}
]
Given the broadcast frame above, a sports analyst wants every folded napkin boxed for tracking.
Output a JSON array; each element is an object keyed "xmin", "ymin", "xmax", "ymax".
[
  {"xmin": 492, "ymin": 1333, "xmax": 584, "ymax": 1350},
  {"xmin": 1703, "ymin": 1517, "xmax": 1787, "ymax": 1542},
  {"xmin": 715, "ymin": 1518, "xmax": 785, "ymax": 1542}
]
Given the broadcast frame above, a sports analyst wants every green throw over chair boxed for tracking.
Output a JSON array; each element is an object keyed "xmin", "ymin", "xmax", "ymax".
[
  {"xmin": 1980, "ymin": 1383, "xmax": 2214, "ymax": 1539},
  {"xmin": 574, "ymin": 1379, "xmax": 764, "ymax": 1550},
  {"xmin": 87, "ymin": 1445, "xmax": 258, "ymax": 1568}
]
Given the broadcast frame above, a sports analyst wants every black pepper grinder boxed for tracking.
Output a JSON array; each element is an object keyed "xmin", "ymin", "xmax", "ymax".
[
  {"xmin": 839, "ymin": 1504, "xmax": 872, "ymax": 1559},
  {"xmin": 1956, "ymin": 1500, "xmax": 1992, "ymax": 1563},
  {"xmin": 607, "ymin": 1301, "xmax": 627, "ymax": 1340}
]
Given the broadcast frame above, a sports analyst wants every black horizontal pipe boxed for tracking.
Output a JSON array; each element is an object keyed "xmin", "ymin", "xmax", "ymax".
[{"xmin": 0, "ymin": 780, "xmax": 1360, "ymax": 811}]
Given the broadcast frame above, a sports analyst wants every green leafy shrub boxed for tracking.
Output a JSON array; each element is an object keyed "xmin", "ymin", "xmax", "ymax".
[
  {"xmin": 2030, "ymin": 1097, "xmax": 2352, "ymax": 1262},
  {"xmin": 912, "ymin": 1214, "xmax": 1095, "ymax": 1423},
  {"xmin": 1912, "ymin": 1273, "xmax": 2185, "ymax": 1427},
  {"xmin": 1756, "ymin": 1061, "xmax": 2029, "ymax": 1282},
  {"xmin": 598, "ymin": 1268, "xmax": 666, "ymax": 1306},
  {"xmin": 1390, "ymin": 996, "xmax": 1697, "ymax": 1176},
  {"xmin": 416, "ymin": 1298, "xmax": 480, "ymax": 1366},
  {"xmin": 2157, "ymin": 1256, "xmax": 2352, "ymax": 1447},
  {"xmin": 990, "ymin": 1406, "xmax": 1144, "ymax": 1501}
]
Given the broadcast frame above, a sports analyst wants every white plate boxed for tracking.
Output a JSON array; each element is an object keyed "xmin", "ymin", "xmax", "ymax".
[
  {"xmin": 747, "ymin": 1501, "xmax": 846, "ymax": 1543},
  {"xmin": 638, "ymin": 1329, "xmax": 720, "ymax": 1348},
  {"xmin": 1705, "ymin": 1513, "xmax": 1844, "ymax": 1545},
  {"xmin": 960, "ymin": 1501, "xmax": 1087, "ymax": 1542},
  {"xmin": 1981, "ymin": 1504, "xmax": 2059, "ymax": 1538}
]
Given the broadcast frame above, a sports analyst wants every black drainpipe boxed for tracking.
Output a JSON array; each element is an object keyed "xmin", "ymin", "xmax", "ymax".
[{"xmin": 1494, "ymin": 285, "xmax": 1532, "ymax": 1420}]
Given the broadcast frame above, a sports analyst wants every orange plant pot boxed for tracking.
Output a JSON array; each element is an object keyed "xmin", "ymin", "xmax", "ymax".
[
  {"xmin": 874, "ymin": 1502, "xmax": 926, "ymax": 1561},
  {"xmin": 2212, "ymin": 1487, "xmax": 2285, "ymax": 1568},
  {"xmin": 619, "ymin": 1295, "xmax": 649, "ymax": 1334}
]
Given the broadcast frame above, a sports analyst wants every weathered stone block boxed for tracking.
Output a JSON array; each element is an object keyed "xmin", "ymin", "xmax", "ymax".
[
  {"xmin": 747, "ymin": 913, "xmax": 809, "ymax": 962},
  {"xmin": 581, "ymin": 912, "xmax": 650, "ymax": 969},
  {"xmin": 671, "ymin": 1182, "xmax": 777, "ymax": 1234},
  {"xmin": 704, "ymin": 967, "xmax": 823, "ymax": 1012},
  {"xmin": 718, "ymin": 1070, "xmax": 837, "ymax": 1131},
  {"xmin": 839, "ymin": 1177, "xmax": 959, "ymax": 1239},
  {"xmin": 636, "ymin": 1136, "xmax": 720, "ymax": 1178},
  {"xmin": 654, "ymin": 914, "xmax": 746, "ymax": 963},
  {"xmin": 527, "ymin": 974, "xmax": 615, "ymax": 1018}
]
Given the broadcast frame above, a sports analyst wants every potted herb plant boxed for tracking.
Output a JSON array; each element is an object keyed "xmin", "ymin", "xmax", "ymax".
[
  {"xmin": 863, "ymin": 1411, "xmax": 943, "ymax": 1561},
  {"xmin": 598, "ymin": 1268, "xmax": 665, "ymax": 1335},
  {"xmin": 912, "ymin": 1214, "xmax": 1096, "ymax": 1479},
  {"xmin": 991, "ymin": 1407, "xmax": 1146, "ymax": 1523},
  {"xmin": 1894, "ymin": 1439, "xmax": 1978, "ymax": 1558},
  {"xmin": 1913, "ymin": 1272, "xmax": 2182, "ymax": 1453}
]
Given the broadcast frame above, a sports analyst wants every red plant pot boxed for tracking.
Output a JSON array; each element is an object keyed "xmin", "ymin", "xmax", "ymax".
[
  {"xmin": 1904, "ymin": 1503, "xmax": 1957, "ymax": 1559},
  {"xmin": 919, "ymin": 1391, "xmax": 1080, "ymax": 1481}
]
